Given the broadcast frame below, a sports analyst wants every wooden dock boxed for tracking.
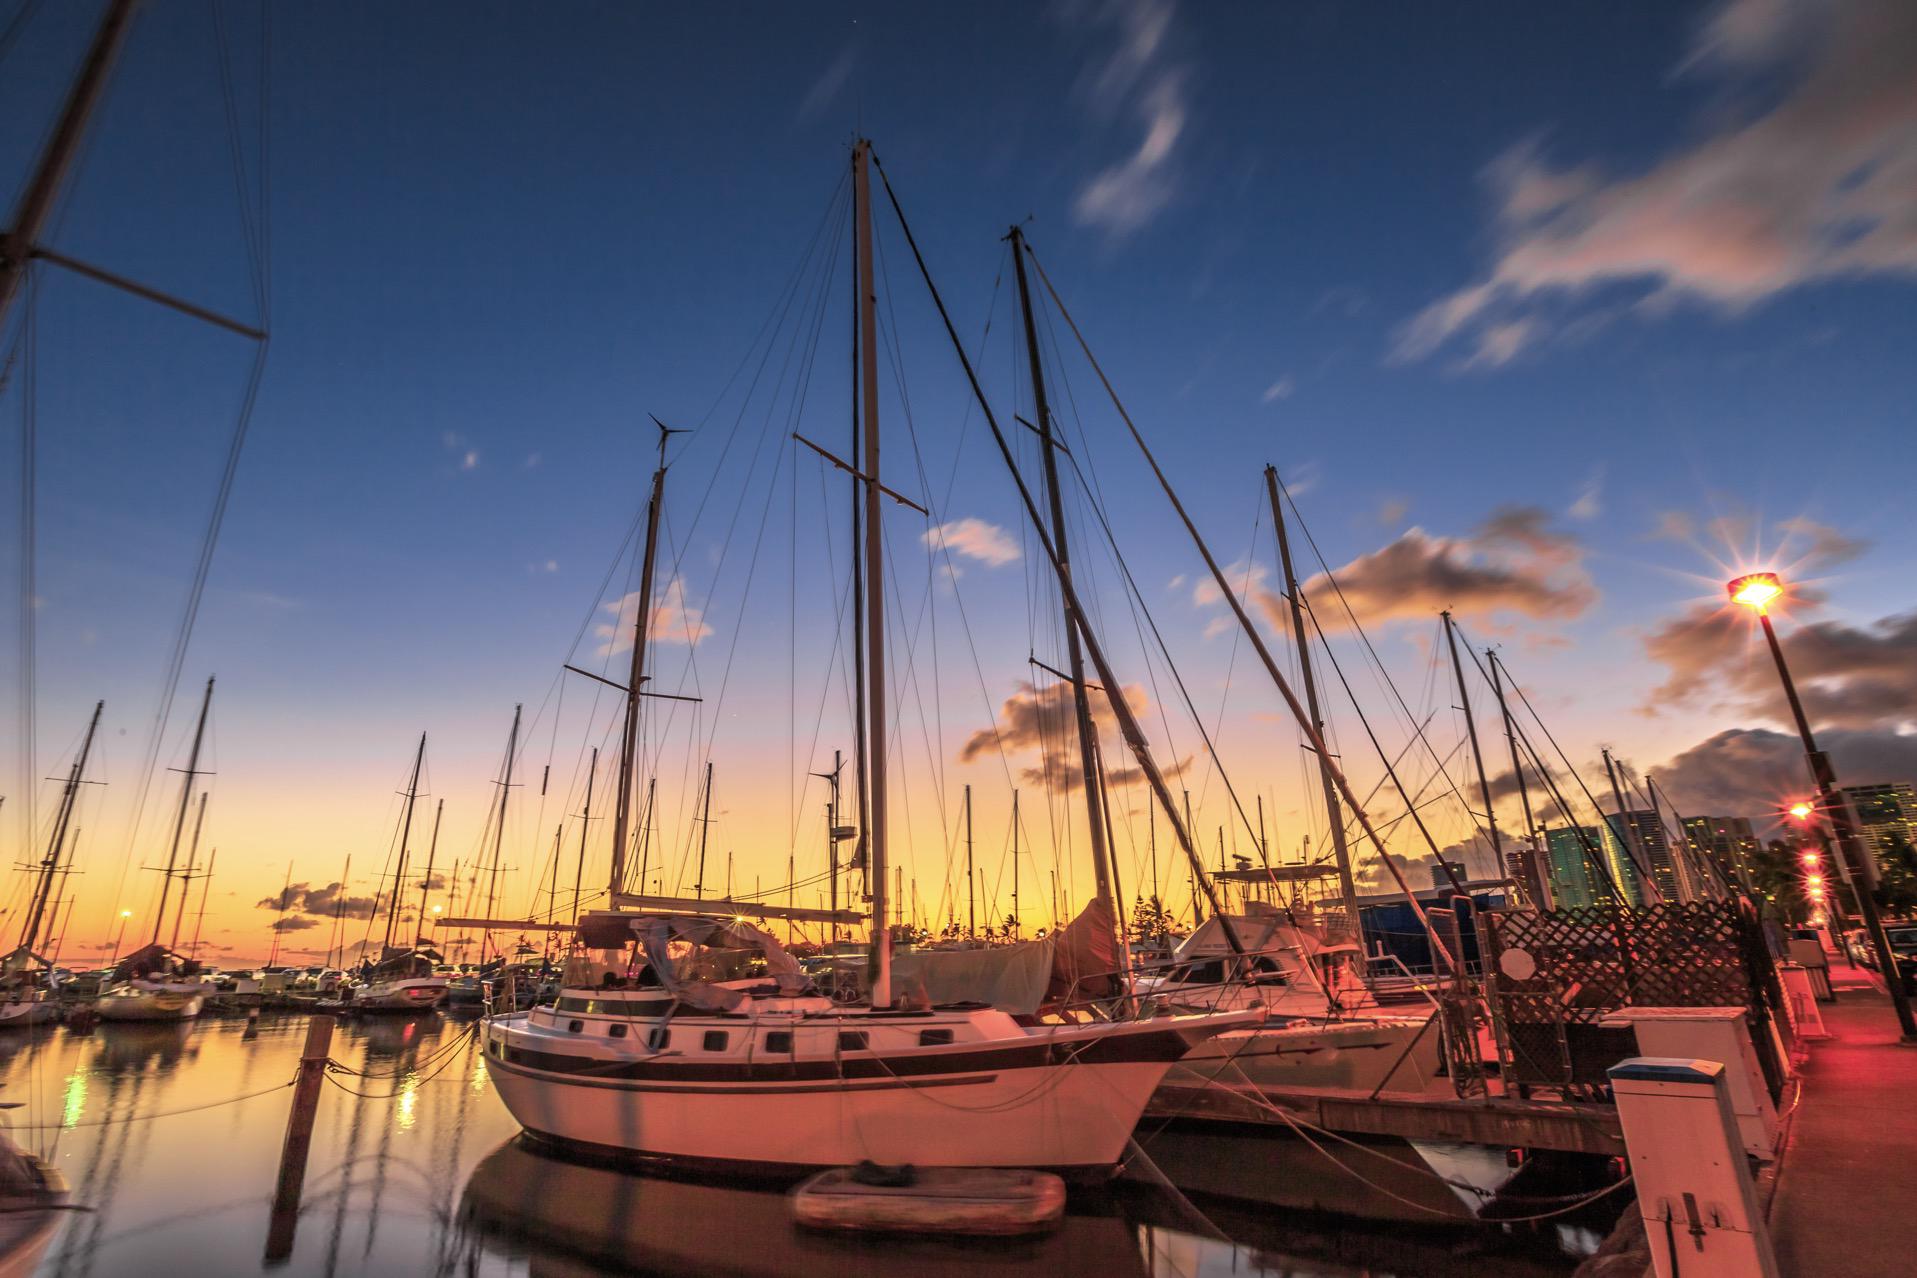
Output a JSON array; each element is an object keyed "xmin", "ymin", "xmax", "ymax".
[{"xmin": 1150, "ymin": 1081, "xmax": 1625, "ymax": 1156}]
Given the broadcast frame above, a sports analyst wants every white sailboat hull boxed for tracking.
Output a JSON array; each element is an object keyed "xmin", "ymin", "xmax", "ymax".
[
  {"xmin": 484, "ymin": 1007, "xmax": 1256, "ymax": 1173},
  {"xmin": 352, "ymin": 977, "xmax": 449, "ymax": 1012},
  {"xmin": 0, "ymin": 1000, "xmax": 58, "ymax": 1029},
  {"xmin": 94, "ymin": 983, "xmax": 204, "ymax": 1021},
  {"xmin": 1166, "ymin": 1014, "xmax": 1445, "ymax": 1096}
]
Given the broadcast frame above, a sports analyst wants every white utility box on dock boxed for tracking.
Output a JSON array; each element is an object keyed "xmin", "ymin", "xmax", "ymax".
[
  {"xmin": 1778, "ymin": 964, "xmax": 1830, "ymax": 1040},
  {"xmin": 1602, "ymin": 1006, "xmax": 1778, "ymax": 1157},
  {"xmin": 1609, "ymin": 1058, "xmax": 1778, "ymax": 1278}
]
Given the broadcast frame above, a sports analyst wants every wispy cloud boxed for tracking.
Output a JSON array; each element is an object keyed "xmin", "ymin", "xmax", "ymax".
[
  {"xmin": 923, "ymin": 518, "xmax": 1021, "ymax": 568},
  {"xmin": 1065, "ymin": 0, "xmax": 1191, "ymax": 236},
  {"xmin": 797, "ymin": 45, "xmax": 856, "ymax": 122},
  {"xmin": 1395, "ymin": 0, "xmax": 1917, "ymax": 368},
  {"xmin": 442, "ymin": 430, "xmax": 479, "ymax": 471},
  {"xmin": 594, "ymin": 576, "xmax": 712, "ymax": 655},
  {"xmin": 1568, "ymin": 466, "xmax": 1604, "ymax": 521},
  {"xmin": 1269, "ymin": 506, "xmax": 1596, "ymax": 633},
  {"xmin": 1260, "ymin": 374, "xmax": 1295, "ymax": 404}
]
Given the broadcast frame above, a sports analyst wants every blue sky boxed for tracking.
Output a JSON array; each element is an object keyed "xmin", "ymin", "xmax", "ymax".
[{"xmin": 4, "ymin": 0, "xmax": 1914, "ymax": 957}]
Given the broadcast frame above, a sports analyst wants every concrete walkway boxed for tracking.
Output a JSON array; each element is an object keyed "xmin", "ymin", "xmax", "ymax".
[{"xmin": 1768, "ymin": 964, "xmax": 1917, "ymax": 1277}]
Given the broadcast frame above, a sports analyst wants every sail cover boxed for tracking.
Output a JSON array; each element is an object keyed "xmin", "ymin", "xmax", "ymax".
[
  {"xmin": 615, "ymin": 915, "xmax": 810, "ymax": 1012},
  {"xmin": 891, "ymin": 898, "xmax": 1122, "ymax": 1014}
]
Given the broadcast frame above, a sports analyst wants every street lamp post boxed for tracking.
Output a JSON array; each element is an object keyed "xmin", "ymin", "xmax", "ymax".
[{"xmin": 1730, "ymin": 572, "xmax": 1917, "ymax": 1039}]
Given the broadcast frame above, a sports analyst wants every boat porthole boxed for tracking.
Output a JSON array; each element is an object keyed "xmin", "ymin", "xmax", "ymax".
[
  {"xmin": 608, "ymin": 1023, "xmax": 627, "ymax": 1038},
  {"xmin": 567, "ymin": 1019, "xmax": 583, "ymax": 1033}
]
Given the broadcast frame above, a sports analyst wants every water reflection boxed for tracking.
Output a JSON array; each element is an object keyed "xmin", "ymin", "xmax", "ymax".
[{"xmin": 0, "ymin": 1014, "xmax": 1594, "ymax": 1276}]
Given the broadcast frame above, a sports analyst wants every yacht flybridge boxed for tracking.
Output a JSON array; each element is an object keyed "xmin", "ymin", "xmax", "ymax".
[{"xmin": 484, "ymin": 912, "xmax": 1260, "ymax": 1172}]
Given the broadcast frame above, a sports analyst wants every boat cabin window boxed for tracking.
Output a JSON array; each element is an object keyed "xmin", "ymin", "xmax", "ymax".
[
  {"xmin": 647, "ymin": 1026, "xmax": 671, "ymax": 1051},
  {"xmin": 764, "ymin": 1030, "xmax": 792, "ymax": 1053},
  {"xmin": 1171, "ymin": 959, "xmax": 1225, "ymax": 984},
  {"xmin": 838, "ymin": 1031, "xmax": 868, "ymax": 1052},
  {"xmin": 567, "ymin": 1019, "xmax": 584, "ymax": 1034},
  {"xmin": 702, "ymin": 1030, "xmax": 729, "ymax": 1052},
  {"xmin": 608, "ymin": 1023, "xmax": 627, "ymax": 1038},
  {"xmin": 918, "ymin": 1028, "xmax": 953, "ymax": 1047}
]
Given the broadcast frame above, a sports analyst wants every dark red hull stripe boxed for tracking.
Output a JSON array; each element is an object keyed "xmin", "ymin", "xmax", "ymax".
[
  {"xmin": 492, "ymin": 1021, "xmax": 1205, "ymax": 1084},
  {"xmin": 490, "ymin": 1051, "xmax": 999, "ymax": 1095}
]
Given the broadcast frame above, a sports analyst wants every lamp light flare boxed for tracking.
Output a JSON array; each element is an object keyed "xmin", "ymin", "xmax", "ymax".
[
  {"xmin": 1728, "ymin": 571, "xmax": 1783, "ymax": 612},
  {"xmin": 1788, "ymin": 801, "xmax": 1814, "ymax": 820}
]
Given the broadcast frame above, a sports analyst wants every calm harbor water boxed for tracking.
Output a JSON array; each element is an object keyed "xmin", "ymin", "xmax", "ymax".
[{"xmin": 0, "ymin": 1011, "xmax": 1602, "ymax": 1277}]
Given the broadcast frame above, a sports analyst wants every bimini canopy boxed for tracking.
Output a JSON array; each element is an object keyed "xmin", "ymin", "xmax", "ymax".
[{"xmin": 580, "ymin": 913, "xmax": 810, "ymax": 1012}]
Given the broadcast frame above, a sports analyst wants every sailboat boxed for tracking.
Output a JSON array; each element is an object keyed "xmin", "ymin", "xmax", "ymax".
[
  {"xmin": 347, "ymin": 733, "xmax": 451, "ymax": 1013},
  {"xmin": 481, "ymin": 141, "xmax": 1260, "ymax": 1176},
  {"xmin": 0, "ymin": 702, "xmax": 103, "ymax": 1029},
  {"xmin": 96, "ymin": 679, "xmax": 216, "ymax": 1023}
]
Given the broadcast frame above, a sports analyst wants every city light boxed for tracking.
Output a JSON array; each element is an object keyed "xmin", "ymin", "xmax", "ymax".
[
  {"xmin": 1800, "ymin": 850, "xmax": 1821, "ymax": 866},
  {"xmin": 1728, "ymin": 571, "xmax": 1783, "ymax": 612},
  {"xmin": 1788, "ymin": 801, "xmax": 1814, "ymax": 820}
]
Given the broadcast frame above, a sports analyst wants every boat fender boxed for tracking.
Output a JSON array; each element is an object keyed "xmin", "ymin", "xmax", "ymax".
[{"xmin": 850, "ymin": 1161, "xmax": 917, "ymax": 1188}]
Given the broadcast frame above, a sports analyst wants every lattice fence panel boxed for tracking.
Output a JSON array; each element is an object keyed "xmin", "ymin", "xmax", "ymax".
[{"xmin": 1481, "ymin": 902, "xmax": 1770, "ymax": 1091}]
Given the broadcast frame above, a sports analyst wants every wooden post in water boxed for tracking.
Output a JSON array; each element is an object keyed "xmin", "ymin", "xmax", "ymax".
[{"xmin": 265, "ymin": 1014, "xmax": 335, "ymax": 1263}]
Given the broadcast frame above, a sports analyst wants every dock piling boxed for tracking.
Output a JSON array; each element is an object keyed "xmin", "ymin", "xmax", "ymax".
[{"xmin": 264, "ymin": 1013, "xmax": 334, "ymax": 1264}]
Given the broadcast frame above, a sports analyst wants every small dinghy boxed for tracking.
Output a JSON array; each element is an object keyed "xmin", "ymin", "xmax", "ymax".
[{"xmin": 790, "ymin": 1164, "xmax": 1066, "ymax": 1236}]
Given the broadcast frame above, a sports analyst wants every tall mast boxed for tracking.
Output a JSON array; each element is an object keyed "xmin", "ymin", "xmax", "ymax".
[
  {"xmin": 573, "ymin": 748, "xmax": 595, "ymax": 925},
  {"xmin": 635, "ymin": 777, "xmax": 656, "ymax": 895},
  {"xmin": 153, "ymin": 676, "xmax": 214, "ymax": 947},
  {"xmin": 266, "ymin": 860, "xmax": 292, "ymax": 967},
  {"xmin": 848, "ymin": 170, "xmax": 871, "ymax": 910},
  {"xmin": 188, "ymin": 848, "xmax": 217, "ymax": 961},
  {"xmin": 853, "ymin": 139, "xmax": 891, "ymax": 1006},
  {"xmin": 1602, "ymin": 747, "xmax": 1660, "ymax": 903},
  {"xmin": 16, "ymin": 700, "xmax": 103, "ymax": 962},
  {"xmin": 612, "ymin": 425, "xmax": 672, "ymax": 896},
  {"xmin": 418, "ymin": 798, "xmax": 443, "ymax": 939},
  {"xmin": 485, "ymin": 705, "xmax": 522, "ymax": 955},
  {"xmin": 1008, "ymin": 226, "xmax": 1115, "ymax": 914},
  {"xmin": 1443, "ymin": 611, "xmax": 1505, "ymax": 883},
  {"xmin": 326, "ymin": 853, "xmax": 350, "ymax": 967},
  {"xmin": 964, "ymin": 784, "xmax": 975, "ymax": 938},
  {"xmin": 383, "ymin": 732, "xmax": 426, "ymax": 954},
  {"xmin": 0, "ymin": 0, "xmax": 139, "ymax": 330},
  {"xmin": 168, "ymin": 791, "xmax": 208, "ymax": 951},
  {"xmin": 694, "ymin": 761, "xmax": 714, "ymax": 898},
  {"xmin": 1266, "ymin": 468, "xmax": 1361, "ymax": 936},
  {"xmin": 1011, "ymin": 789, "xmax": 1020, "ymax": 934},
  {"xmin": 1487, "ymin": 650, "xmax": 1546, "ymax": 905}
]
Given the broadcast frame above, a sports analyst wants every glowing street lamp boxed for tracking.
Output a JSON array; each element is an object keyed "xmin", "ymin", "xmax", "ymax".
[
  {"xmin": 1728, "ymin": 572, "xmax": 1783, "ymax": 612},
  {"xmin": 1732, "ymin": 570, "xmax": 1916, "ymax": 1038},
  {"xmin": 1788, "ymin": 801, "xmax": 1814, "ymax": 821},
  {"xmin": 108, "ymin": 909, "xmax": 133, "ymax": 966}
]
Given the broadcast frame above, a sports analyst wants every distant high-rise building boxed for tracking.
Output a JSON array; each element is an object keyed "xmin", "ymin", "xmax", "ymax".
[
  {"xmin": 1842, "ymin": 783, "xmax": 1917, "ymax": 865},
  {"xmin": 1684, "ymin": 816, "xmax": 1759, "ymax": 890},
  {"xmin": 1508, "ymin": 844, "xmax": 1551, "ymax": 909},
  {"xmin": 1541, "ymin": 825, "xmax": 1606, "ymax": 909},
  {"xmin": 1599, "ymin": 812, "xmax": 1659, "ymax": 906},
  {"xmin": 1429, "ymin": 860, "xmax": 1467, "ymax": 892}
]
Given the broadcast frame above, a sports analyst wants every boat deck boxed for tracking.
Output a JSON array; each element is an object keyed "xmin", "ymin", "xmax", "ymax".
[{"xmin": 1768, "ymin": 961, "xmax": 1917, "ymax": 1277}]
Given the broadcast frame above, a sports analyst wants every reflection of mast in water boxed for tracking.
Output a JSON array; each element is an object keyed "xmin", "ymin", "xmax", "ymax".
[
  {"xmin": 319, "ymin": 1048, "xmax": 374, "ymax": 1278},
  {"xmin": 50, "ymin": 1029, "xmax": 182, "ymax": 1278}
]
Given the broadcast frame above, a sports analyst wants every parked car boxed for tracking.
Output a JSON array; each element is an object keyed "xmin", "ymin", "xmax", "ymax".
[{"xmin": 1886, "ymin": 925, "xmax": 1917, "ymax": 994}]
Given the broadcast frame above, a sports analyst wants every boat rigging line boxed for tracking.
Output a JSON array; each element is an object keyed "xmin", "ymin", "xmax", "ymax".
[
  {"xmin": 1013, "ymin": 238, "xmax": 1458, "ymax": 969},
  {"xmin": 871, "ymin": 148, "xmax": 1240, "ymax": 952}
]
